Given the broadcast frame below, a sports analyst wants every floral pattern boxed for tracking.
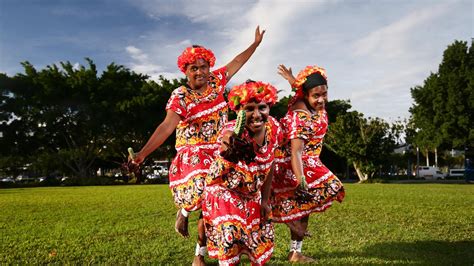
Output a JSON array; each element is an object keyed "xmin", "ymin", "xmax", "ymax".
[
  {"xmin": 203, "ymin": 116, "xmax": 282, "ymax": 265},
  {"xmin": 271, "ymin": 109, "xmax": 345, "ymax": 222},
  {"xmin": 166, "ymin": 67, "xmax": 228, "ymax": 211}
]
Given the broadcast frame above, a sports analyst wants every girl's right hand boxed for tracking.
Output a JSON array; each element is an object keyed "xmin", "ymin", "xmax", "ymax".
[
  {"xmin": 298, "ymin": 175, "xmax": 308, "ymax": 190},
  {"xmin": 277, "ymin": 64, "xmax": 296, "ymax": 84},
  {"xmin": 129, "ymin": 151, "xmax": 144, "ymax": 165}
]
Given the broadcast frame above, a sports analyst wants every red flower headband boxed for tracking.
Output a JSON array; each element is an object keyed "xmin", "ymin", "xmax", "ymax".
[
  {"xmin": 292, "ymin": 65, "xmax": 327, "ymax": 98},
  {"xmin": 177, "ymin": 46, "xmax": 216, "ymax": 73},
  {"xmin": 228, "ymin": 81, "xmax": 278, "ymax": 111}
]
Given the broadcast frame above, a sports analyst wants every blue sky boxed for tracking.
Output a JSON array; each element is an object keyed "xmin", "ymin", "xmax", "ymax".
[{"xmin": 0, "ymin": 0, "xmax": 472, "ymax": 121}]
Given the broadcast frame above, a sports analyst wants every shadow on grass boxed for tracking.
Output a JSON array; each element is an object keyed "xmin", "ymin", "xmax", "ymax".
[
  {"xmin": 325, "ymin": 240, "xmax": 474, "ymax": 264},
  {"xmin": 205, "ymin": 241, "xmax": 474, "ymax": 265}
]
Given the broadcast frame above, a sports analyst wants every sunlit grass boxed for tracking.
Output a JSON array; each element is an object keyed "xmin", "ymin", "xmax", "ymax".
[{"xmin": 0, "ymin": 184, "xmax": 472, "ymax": 264}]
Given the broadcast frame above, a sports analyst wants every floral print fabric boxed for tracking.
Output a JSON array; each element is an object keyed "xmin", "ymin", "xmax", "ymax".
[
  {"xmin": 203, "ymin": 116, "xmax": 282, "ymax": 265},
  {"xmin": 166, "ymin": 67, "xmax": 228, "ymax": 211},
  {"xmin": 272, "ymin": 109, "xmax": 345, "ymax": 222}
]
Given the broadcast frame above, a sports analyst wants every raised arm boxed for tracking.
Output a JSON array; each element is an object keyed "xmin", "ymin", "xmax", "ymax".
[
  {"xmin": 132, "ymin": 110, "xmax": 181, "ymax": 165},
  {"xmin": 225, "ymin": 26, "xmax": 266, "ymax": 81},
  {"xmin": 277, "ymin": 64, "xmax": 296, "ymax": 87}
]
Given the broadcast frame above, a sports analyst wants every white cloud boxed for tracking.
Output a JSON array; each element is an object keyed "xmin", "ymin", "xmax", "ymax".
[
  {"xmin": 72, "ymin": 62, "xmax": 81, "ymax": 70},
  {"xmin": 126, "ymin": 46, "xmax": 149, "ymax": 62},
  {"xmin": 124, "ymin": 0, "xmax": 471, "ymax": 121},
  {"xmin": 352, "ymin": 1, "xmax": 452, "ymax": 59},
  {"xmin": 125, "ymin": 45, "xmax": 173, "ymax": 81}
]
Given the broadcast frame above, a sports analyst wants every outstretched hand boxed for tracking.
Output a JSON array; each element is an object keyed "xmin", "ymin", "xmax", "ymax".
[
  {"xmin": 132, "ymin": 153, "xmax": 144, "ymax": 165},
  {"xmin": 278, "ymin": 64, "xmax": 296, "ymax": 85},
  {"xmin": 220, "ymin": 133, "xmax": 256, "ymax": 164},
  {"xmin": 295, "ymin": 177, "xmax": 313, "ymax": 202},
  {"xmin": 254, "ymin": 25, "xmax": 266, "ymax": 45}
]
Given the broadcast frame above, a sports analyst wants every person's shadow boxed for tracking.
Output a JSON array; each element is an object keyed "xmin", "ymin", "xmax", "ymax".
[
  {"xmin": 322, "ymin": 240, "xmax": 473, "ymax": 265},
  {"xmin": 203, "ymin": 240, "xmax": 473, "ymax": 265}
]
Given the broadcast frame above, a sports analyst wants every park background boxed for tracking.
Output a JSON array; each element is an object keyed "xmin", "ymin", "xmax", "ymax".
[{"xmin": 1, "ymin": 0, "xmax": 473, "ymax": 264}]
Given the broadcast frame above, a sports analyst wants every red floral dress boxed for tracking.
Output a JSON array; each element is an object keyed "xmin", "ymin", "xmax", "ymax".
[
  {"xmin": 202, "ymin": 116, "xmax": 282, "ymax": 266},
  {"xmin": 166, "ymin": 67, "xmax": 228, "ymax": 211},
  {"xmin": 271, "ymin": 109, "xmax": 345, "ymax": 222}
]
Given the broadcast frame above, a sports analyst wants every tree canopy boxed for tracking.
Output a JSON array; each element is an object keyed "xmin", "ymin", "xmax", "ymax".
[
  {"xmin": 0, "ymin": 59, "xmax": 185, "ymax": 178},
  {"xmin": 410, "ymin": 40, "xmax": 474, "ymax": 151}
]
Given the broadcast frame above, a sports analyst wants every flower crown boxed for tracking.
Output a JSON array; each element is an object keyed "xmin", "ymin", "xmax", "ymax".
[
  {"xmin": 228, "ymin": 80, "xmax": 278, "ymax": 111},
  {"xmin": 292, "ymin": 65, "xmax": 327, "ymax": 93},
  {"xmin": 177, "ymin": 46, "xmax": 216, "ymax": 73}
]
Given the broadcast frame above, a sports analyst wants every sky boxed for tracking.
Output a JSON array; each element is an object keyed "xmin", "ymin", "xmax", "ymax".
[{"xmin": 0, "ymin": 0, "xmax": 472, "ymax": 121}]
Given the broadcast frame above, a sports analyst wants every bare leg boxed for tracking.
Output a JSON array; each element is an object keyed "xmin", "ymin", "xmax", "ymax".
[
  {"xmin": 175, "ymin": 209, "xmax": 189, "ymax": 238},
  {"xmin": 192, "ymin": 212, "xmax": 206, "ymax": 266},
  {"xmin": 300, "ymin": 215, "xmax": 310, "ymax": 237},
  {"xmin": 288, "ymin": 216, "xmax": 316, "ymax": 263}
]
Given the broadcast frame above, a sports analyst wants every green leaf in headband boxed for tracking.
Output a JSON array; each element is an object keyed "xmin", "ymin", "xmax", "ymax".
[{"xmin": 231, "ymin": 96, "xmax": 241, "ymax": 107}]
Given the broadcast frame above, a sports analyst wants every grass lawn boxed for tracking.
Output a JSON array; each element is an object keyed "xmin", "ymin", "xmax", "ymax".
[{"xmin": 0, "ymin": 183, "xmax": 473, "ymax": 265}]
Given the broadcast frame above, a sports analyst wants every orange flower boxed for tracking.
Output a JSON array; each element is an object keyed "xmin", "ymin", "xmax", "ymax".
[
  {"xmin": 177, "ymin": 46, "xmax": 216, "ymax": 73},
  {"xmin": 228, "ymin": 81, "xmax": 278, "ymax": 111}
]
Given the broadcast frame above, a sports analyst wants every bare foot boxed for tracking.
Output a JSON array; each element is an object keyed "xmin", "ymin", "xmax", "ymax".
[
  {"xmin": 175, "ymin": 210, "xmax": 189, "ymax": 237},
  {"xmin": 192, "ymin": 255, "xmax": 206, "ymax": 266},
  {"xmin": 288, "ymin": 251, "xmax": 316, "ymax": 263}
]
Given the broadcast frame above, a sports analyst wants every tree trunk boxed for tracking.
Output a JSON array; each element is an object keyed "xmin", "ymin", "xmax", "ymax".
[
  {"xmin": 353, "ymin": 162, "xmax": 369, "ymax": 182},
  {"xmin": 425, "ymin": 149, "xmax": 430, "ymax": 166}
]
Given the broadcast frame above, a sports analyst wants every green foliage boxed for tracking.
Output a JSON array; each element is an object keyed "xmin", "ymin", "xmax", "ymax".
[
  {"xmin": 410, "ymin": 40, "xmax": 474, "ymax": 150},
  {"xmin": 326, "ymin": 111, "xmax": 397, "ymax": 181},
  {"xmin": 0, "ymin": 184, "xmax": 472, "ymax": 264},
  {"xmin": 0, "ymin": 59, "xmax": 186, "ymax": 178},
  {"xmin": 269, "ymin": 95, "xmax": 290, "ymax": 119},
  {"xmin": 326, "ymin": 99, "xmax": 352, "ymax": 123}
]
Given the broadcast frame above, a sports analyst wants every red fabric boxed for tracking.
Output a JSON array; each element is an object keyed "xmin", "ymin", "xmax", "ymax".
[
  {"xmin": 272, "ymin": 109, "xmax": 345, "ymax": 222},
  {"xmin": 203, "ymin": 117, "xmax": 282, "ymax": 265},
  {"xmin": 166, "ymin": 67, "xmax": 228, "ymax": 211}
]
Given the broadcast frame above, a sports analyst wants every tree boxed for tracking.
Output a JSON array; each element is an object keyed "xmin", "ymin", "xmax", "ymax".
[
  {"xmin": 270, "ymin": 95, "xmax": 290, "ymax": 119},
  {"xmin": 410, "ymin": 40, "xmax": 474, "ymax": 157},
  {"xmin": 0, "ymin": 59, "xmax": 185, "ymax": 179},
  {"xmin": 325, "ymin": 111, "xmax": 397, "ymax": 182}
]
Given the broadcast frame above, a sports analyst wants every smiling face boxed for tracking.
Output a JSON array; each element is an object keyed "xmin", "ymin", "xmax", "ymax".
[
  {"xmin": 185, "ymin": 58, "xmax": 210, "ymax": 90},
  {"xmin": 241, "ymin": 100, "xmax": 270, "ymax": 134},
  {"xmin": 304, "ymin": 85, "xmax": 328, "ymax": 111}
]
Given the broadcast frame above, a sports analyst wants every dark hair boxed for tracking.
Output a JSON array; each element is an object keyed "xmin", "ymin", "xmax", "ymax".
[{"xmin": 302, "ymin": 73, "xmax": 327, "ymax": 93}]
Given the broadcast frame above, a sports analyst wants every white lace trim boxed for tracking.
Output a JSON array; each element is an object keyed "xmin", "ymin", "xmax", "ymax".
[
  {"xmin": 208, "ymin": 246, "xmax": 273, "ymax": 265},
  {"xmin": 175, "ymin": 143, "xmax": 219, "ymax": 153},
  {"xmin": 169, "ymin": 169, "xmax": 209, "ymax": 187},
  {"xmin": 273, "ymin": 201, "xmax": 333, "ymax": 222},
  {"xmin": 236, "ymin": 161, "xmax": 273, "ymax": 173},
  {"xmin": 272, "ymin": 171, "xmax": 333, "ymax": 194},
  {"xmin": 185, "ymin": 101, "xmax": 227, "ymax": 122},
  {"xmin": 307, "ymin": 171, "xmax": 333, "ymax": 187}
]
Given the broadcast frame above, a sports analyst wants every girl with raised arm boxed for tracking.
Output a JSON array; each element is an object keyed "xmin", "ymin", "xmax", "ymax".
[
  {"xmin": 130, "ymin": 27, "xmax": 265, "ymax": 265},
  {"xmin": 272, "ymin": 65, "xmax": 345, "ymax": 263}
]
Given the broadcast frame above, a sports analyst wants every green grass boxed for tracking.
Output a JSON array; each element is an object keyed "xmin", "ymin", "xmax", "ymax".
[{"xmin": 1, "ymin": 184, "xmax": 473, "ymax": 265}]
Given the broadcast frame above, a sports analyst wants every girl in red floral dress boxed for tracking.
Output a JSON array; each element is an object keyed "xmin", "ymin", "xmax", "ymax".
[
  {"xmin": 271, "ymin": 65, "xmax": 345, "ymax": 263},
  {"xmin": 202, "ymin": 80, "xmax": 281, "ymax": 266},
  {"xmin": 130, "ymin": 26, "xmax": 265, "ymax": 265}
]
